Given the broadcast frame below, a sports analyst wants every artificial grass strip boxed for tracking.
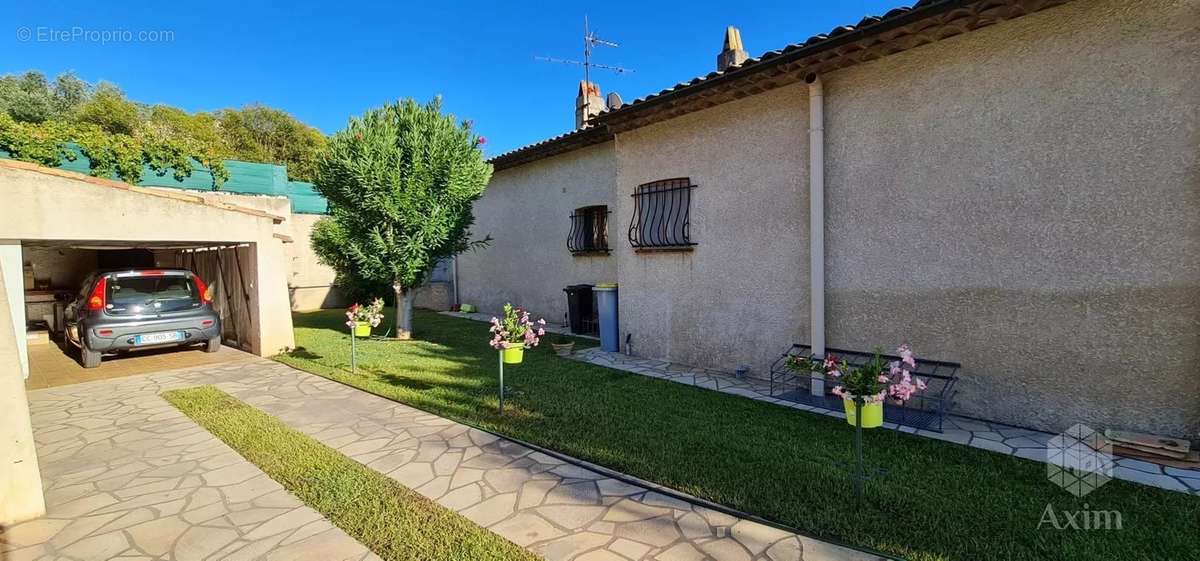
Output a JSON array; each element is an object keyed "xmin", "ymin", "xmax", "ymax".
[
  {"xmin": 162, "ymin": 385, "xmax": 539, "ymax": 561},
  {"xmin": 275, "ymin": 309, "xmax": 1200, "ymax": 561}
]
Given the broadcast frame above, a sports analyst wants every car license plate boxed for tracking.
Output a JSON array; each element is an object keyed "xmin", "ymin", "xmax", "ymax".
[{"xmin": 134, "ymin": 331, "xmax": 184, "ymax": 345}]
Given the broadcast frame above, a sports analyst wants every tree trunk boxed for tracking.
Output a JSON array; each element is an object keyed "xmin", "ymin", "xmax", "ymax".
[{"xmin": 393, "ymin": 282, "xmax": 413, "ymax": 340}]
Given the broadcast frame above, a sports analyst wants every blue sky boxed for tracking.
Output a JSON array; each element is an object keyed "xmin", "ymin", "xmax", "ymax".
[{"xmin": 3, "ymin": 0, "xmax": 900, "ymax": 156}]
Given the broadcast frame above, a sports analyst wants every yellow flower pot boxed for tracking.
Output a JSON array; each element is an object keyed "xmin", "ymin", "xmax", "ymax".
[
  {"xmin": 843, "ymin": 399, "xmax": 883, "ymax": 428},
  {"xmin": 502, "ymin": 345, "xmax": 525, "ymax": 364},
  {"xmin": 354, "ymin": 322, "xmax": 372, "ymax": 337}
]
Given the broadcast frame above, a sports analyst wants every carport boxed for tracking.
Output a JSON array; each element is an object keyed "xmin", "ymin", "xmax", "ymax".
[{"xmin": 0, "ymin": 158, "xmax": 296, "ymax": 524}]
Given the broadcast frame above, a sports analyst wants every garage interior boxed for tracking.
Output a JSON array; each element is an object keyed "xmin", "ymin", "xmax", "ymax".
[{"xmin": 19, "ymin": 240, "xmax": 260, "ymax": 388}]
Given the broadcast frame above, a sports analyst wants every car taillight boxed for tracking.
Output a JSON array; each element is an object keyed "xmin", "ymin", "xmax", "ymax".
[
  {"xmin": 193, "ymin": 274, "xmax": 213, "ymax": 304},
  {"xmin": 87, "ymin": 277, "xmax": 107, "ymax": 311},
  {"xmin": 98, "ymin": 329, "xmax": 113, "ymax": 336},
  {"xmin": 201, "ymin": 320, "xmax": 214, "ymax": 327}
]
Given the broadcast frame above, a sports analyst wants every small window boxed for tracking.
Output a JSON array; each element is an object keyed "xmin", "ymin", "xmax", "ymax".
[
  {"xmin": 627, "ymin": 178, "xmax": 696, "ymax": 251},
  {"xmin": 568, "ymin": 205, "xmax": 610, "ymax": 255}
]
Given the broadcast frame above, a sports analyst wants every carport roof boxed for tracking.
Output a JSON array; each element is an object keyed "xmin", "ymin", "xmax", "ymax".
[{"xmin": 0, "ymin": 159, "xmax": 286, "ymax": 224}]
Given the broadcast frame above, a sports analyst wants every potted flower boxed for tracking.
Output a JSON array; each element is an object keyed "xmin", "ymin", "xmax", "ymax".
[
  {"xmin": 790, "ymin": 345, "xmax": 926, "ymax": 428},
  {"xmin": 489, "ymin": 303, "xmax": 546, "ymax": 364},
  {"xmin": 345, "ymin": 298, "xmax": 384, "ymax": 337},
  {"xmin": 550, "ymin": 333, "xmax": 575, "ymax": 357}
]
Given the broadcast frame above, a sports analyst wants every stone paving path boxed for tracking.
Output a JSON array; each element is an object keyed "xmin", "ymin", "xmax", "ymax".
[
  {"xmin": 568, "ymin": 347, "xmax": 1200, "ymax": 496},
  {"xmin": 1, "ymin": 355, "xmax": 380, "ymax": 561},
  {"xmin": 4, "ymin": 354, "xmax": 884, "ymax": 561}
]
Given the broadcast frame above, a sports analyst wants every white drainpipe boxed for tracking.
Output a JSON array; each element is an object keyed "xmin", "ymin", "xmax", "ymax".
[{"xmin": 807, "ymin": 74, "xmax": 825, "ymax": 396}]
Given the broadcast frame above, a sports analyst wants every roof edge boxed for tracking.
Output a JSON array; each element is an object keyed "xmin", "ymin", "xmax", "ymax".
[
  {"xmin": 0, "ymin": 158, "xmax": 287, "ymax": 224},
  {"xmin": 488, "ymin": 0, "xmax": 1069, "ymax": 170}
]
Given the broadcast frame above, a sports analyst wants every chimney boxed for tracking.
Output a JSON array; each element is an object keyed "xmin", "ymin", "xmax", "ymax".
[
  {"xmin": 717, "ymin": 26, "xmax": 748, "ymax": 72},
  {"xmin": 575, "ymin": 81, "xmax": 606, "ymax": 129}
]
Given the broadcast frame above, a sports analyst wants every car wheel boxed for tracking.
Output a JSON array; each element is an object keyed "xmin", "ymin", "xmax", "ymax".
[
  {"xmin": 205, "ymin": 336, "xmax": 221, "ymax": 353},
  {"xmin": 80, "ymin": 345, "xmax": 101, "ymax": 368}
]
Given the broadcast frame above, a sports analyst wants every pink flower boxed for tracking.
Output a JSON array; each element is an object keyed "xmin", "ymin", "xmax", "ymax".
[{"xmin": 476, "ymin": 136, "xmax": 487, "ymax": 146}]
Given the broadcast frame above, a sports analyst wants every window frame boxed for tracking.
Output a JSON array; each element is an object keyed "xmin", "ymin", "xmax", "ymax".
[
  {"xmin": 627, "ymin": 177, "xmax": 697, "ymax": 252},
  {"xmin": 567, "ymin": 204, "xmax": 611, "ymax": 256}
]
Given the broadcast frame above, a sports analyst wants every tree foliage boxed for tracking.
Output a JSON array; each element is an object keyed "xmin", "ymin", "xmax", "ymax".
[
  {"xmin": 216, "ymin": 104, "xmax": 327, "ymax": 183},
  {"xmin": 0, "ymin": 70, "xmax": 328, "ymax": 182},
  {"xmin": 311, "ymin": 98, "xmax": 491, "ymax": 337}
]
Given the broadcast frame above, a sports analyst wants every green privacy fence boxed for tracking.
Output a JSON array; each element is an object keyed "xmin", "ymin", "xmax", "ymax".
[{"xmin": 1, "ymin": 144, "xmax": 328, "ymax": 215}]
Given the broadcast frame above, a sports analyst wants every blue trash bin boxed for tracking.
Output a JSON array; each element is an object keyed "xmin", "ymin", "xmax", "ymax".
[{"xmin": 594, "ymin": 283, "xmax": 619, "ymax": 352}]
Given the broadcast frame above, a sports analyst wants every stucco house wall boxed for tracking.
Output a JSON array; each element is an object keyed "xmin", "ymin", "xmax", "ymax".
[
  {"xmin": 457, "ymin": 142, "xmax": 617, "ymax": 323},
  {"xmin": 613, "ymin": 85, "xmax": 810, "ymax": 377},
  {"xmin": 819, "ymin": 0, "xmax": 1200, "ymax": 436}
]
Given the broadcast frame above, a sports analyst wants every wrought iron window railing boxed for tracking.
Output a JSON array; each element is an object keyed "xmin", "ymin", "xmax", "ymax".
[
  {"xmin": 628, "ymin": 178, "xmax": 696, "ymax": 251},
  {"xmin": 568, "ymin": 205, "xmax": 610, "ymax": 255}
]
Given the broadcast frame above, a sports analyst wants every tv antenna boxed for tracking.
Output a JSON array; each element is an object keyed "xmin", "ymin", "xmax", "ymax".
[{"xmin": 535, "ymin": 16, "xmax": 634, "ymax": 117}]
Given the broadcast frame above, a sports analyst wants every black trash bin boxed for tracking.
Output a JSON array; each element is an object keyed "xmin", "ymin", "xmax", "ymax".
[{"xmin": 563, "ymin": 284, "xmax": 596, "ymax": 335}]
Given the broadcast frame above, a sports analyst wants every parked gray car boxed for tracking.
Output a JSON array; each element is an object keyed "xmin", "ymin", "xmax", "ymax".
[{"xmin": 64, "ymin": 269, "xmax": 222, "ymax": 368}]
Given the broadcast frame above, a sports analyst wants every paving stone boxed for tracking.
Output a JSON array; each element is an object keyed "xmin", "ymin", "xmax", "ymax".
[
  {"xmin": 534, "ymin": 531, "xmax": 612, "ymax": 559},
  {"xmin": 700, "ymin": 537, "xmax": 753, "ymax": 561},
  {"xmin": 731, "ymin": 520, "xmax": 794, "ymax": 556},
  {"xmin": 545, "ymin": 480, "xmax": 601, "ymax": 505},
  {"xmin": 57, "ymin": 530, "xmax": 129, "ymax": 561},
  {"xmin": 616, "ymin": 515, "xmax": 681, "ymax": 547},
  {"xmin": 603, "ymin": 499, "xmax": 672, "ymax": 522},
  {"xmin": 655, "ymin": 542, "xmax": 706, "ymax": 561},
  {"xmin": 535, "ymin": 505, "xmax": 607, "ymax": 529},
  {"xmin": 460, "ymin": 492, "xmax": 518, "ymax": 527},
  {"xmin": 641, "ymin": 492, "xmax": 692, "ymax": 512},
  {"xmin": 969, "ymin": 438, "xmax": 1014, "ymax": 455},
  {"xmin": 766, "ymin": 537, "xmax": 803, "ymax": 561},
  {"xmin": 1113, "ymin": 467, "xmax": 1190, "ymax": 492},
  {"xmin": 610, "ymin": 537, "xmax": 652, "ymax": 560},
  {"xmin": 0, "ymin": 519, "xmax": 71, "ymax": 547},
  {"xmin": 489, "ymin": 512, "xmax": 567, "ymax": 547}
]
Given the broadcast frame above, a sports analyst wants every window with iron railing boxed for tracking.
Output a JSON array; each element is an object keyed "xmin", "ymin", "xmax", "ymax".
[
  {"xmin": 568, "ymin": 205, "xmax": 610, "ymax": 255},
  {"xmin": 628, "ymin": 178, "xmax": 696, "ymax": 251}
]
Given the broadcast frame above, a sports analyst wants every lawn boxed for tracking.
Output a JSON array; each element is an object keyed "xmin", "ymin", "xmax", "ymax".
[
  {"xmin": 276, "ymin": 309, "xmax": 1198, "ymax": 561},
  {"xmin": 163, "ymin": 385, "xmax": 538, "ymax": 561}
]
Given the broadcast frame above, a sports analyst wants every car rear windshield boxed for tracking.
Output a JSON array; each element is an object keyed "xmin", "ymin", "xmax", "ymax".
[{"xmin": 105, "ymin": 275, "xmax": 201, "ymax": 316}]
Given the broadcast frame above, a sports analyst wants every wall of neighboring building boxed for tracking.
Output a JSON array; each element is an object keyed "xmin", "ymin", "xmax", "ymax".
[
  {"xmin": 287, "ymin": 213, "xmax": 346, "ymax": 311},
  {"xmin": 613, "ymin": 84, "xmax": 810, "ymax": 377},
  {"xmin": 457, "ymin": 142, "xmax": 617, "ymax": 324},
  {"xmin": 821, "ymin": 0, "xmax": 1200, "ymax": 437}
]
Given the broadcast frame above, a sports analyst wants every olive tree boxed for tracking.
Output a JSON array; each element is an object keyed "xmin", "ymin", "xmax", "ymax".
[{"xmin": 311, "ymin": 98, "xmax": 491, "ymax": 339}]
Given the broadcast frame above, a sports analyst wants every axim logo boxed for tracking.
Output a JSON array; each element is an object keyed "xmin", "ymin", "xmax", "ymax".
[
  {"xmin": 1046, "ymin": 424, "xmax": 1114, "ymax": 497},
  {"xmin": 1038, "ymin": 503, "xmax": 1123, "ymax": 530}
]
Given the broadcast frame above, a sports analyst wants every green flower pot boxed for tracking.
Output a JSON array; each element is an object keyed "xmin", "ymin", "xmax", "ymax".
[
  {"xmin": 843, "ymin": 399, "xmax": 883, "ymax": 428},
  {"xmin": 354, "ymin": 322, "xmax": 372, "ymax": 337},
  {"xmin": 502, "ymin": 345, "xmax": 524, "ymax": 364}
]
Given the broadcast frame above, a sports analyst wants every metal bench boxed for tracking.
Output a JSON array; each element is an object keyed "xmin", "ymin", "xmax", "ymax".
[{"xmin": 769, "ymin": 344, "xmax": 959, "ymax": 432}]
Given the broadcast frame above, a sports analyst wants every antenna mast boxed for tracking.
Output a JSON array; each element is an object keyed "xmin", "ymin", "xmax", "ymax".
[{"xmin": 535, "ymin": 15, "xmax": 633, "ymax": 121}]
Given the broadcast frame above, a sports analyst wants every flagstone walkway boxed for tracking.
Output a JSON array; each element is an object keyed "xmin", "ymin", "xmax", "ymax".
[{"xmin": 4, "ymin": 353, "xmax": 885, "ymax": 561}]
